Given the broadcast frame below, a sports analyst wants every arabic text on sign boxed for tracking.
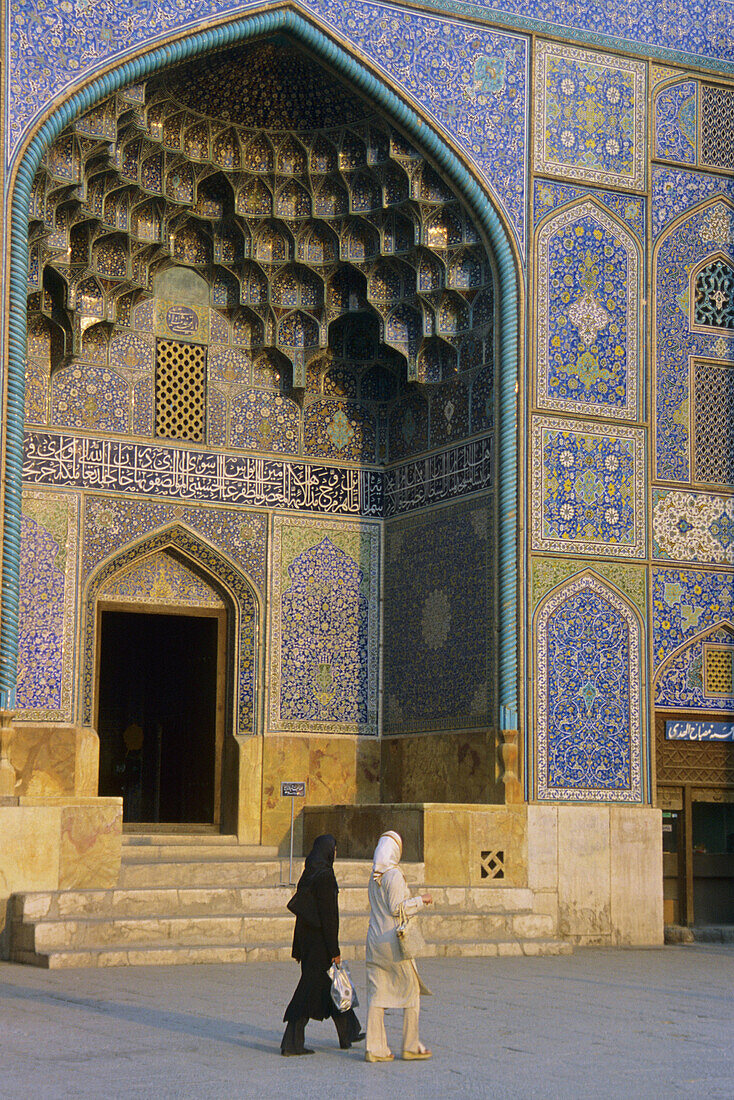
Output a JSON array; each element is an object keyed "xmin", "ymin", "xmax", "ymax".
[
  {"xmin": 665, "ymin": 720, "xmax": 734, "ymax": 742},
  {"xmin": 281, "ymin": 781, "xmax": 306, "ymax": 797}
]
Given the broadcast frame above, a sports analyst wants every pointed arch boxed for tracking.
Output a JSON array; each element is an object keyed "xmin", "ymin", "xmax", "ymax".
[
  {"xmin": 3, "ymin": 8, "xmax": 521, "ymax": 736},
  {"xmin": 533, "ymin": 570, "xmax": 643, "ymax": 803},
  {"xmin": 654, "ymin": 618, "xmax": 734, "ymax": 713},
  {"xmin": 82, "ymin": 523, "xmax": 260, "ymax": 737}
]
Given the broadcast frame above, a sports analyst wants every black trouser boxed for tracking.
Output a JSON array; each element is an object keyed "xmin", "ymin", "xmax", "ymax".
[{"xmin": 281, "ymin": 1008, "xmax": 362, "ymax": 1053}]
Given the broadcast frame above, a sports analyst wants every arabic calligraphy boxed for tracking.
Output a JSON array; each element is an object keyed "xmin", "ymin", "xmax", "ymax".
[
  {"xmin": 665, "ymin": 720, "xmax": 734, "ymax": 742},
  {"xmin": 22, "ymin": 431, "xmax": 492, "ymax": 518},
  {"xmin": 383, "ymin": 439, "xmax": 493, "ymax": 517}
]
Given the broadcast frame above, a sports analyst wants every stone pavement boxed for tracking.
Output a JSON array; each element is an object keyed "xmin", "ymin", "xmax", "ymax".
[{"xmin": 0, "ymin": 946, "xmax": 732, "ymax": 1100}]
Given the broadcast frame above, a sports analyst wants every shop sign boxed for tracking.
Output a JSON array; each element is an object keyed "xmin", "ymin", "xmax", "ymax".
[{"xmin": 665, "ymin": 720, "xmax": 734, "ymax": 742}]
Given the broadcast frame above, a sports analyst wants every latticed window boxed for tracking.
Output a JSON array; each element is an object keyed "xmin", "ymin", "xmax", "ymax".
[
  {"xmin": 701, "ymin": 85, "xmax": 734, "ymax": 171},
  {"xmin": 694, "ymin": 260, "xmax": 734, "ymax": 330},
  {"xmin": 155, "ymin": 339, "xmax": 207, "ymax": 442},
  {"xmin": 693, "ymin": 361, "xmax": 734, "ymax": 486},
  {"xmin": 704, "ymin": 645, "xmax": 734, "ymax": 697}
]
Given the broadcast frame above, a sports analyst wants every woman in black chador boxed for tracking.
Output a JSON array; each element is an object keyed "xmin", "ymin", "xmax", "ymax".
[{"xmin": 281, "ymin": 834, "xmax": 364, "ymax": 1056}]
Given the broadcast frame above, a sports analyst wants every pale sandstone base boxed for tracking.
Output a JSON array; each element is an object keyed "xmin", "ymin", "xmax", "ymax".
[
  {"xmin": 0, "ymin": 796, "xmax": 122, "ymax": 958},
  {"xmin": 303, "ymin": 803, "xmax": 664, "ymax": 946}
]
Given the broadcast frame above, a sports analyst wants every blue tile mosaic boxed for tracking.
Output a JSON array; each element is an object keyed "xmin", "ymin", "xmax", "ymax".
[
  {"xmin": 533, "ymin": 42, "xmax": 646, "ymax": 191},
  {"xmin": 16, "ymin": 491, "xmax": 78, "ymax": 722},
  {"xmin": 533, "ymin": 180, "xmax": 645, "ymax": 243},
  {"xmin": 269, "ymin": 516, "xmax": 379, "ymax": 735},
  {"xmin": 383, "ymin": 497, "xmax": 492, "ymax": 734},
  {"xmin": 655, "ymin": 624, "xmax": 734, "ymax": 714},
  {"xmin": 531, "ymin": 417, "xmax": 645, "ymax": 558},
  {"xmin": 653, "ymin": 567, "xmax": 734, "ymax": 672},
  {"xmin": 654, "ymin": 80, "xmax": 697, "ymax": 164},
  {"xmin": 535, "ymin": 199, "xmax": 640, "ymax": 419},
  {"xmin": 654, "ymin": 199, "xmax": 734, "ymax": 482},
  {"xmin": 652, "ymin": 166, "xmax": 734, "ymax": 241},
  {"xmin": 535, "ymin": 572, "xmax": 642, "ymax": 802}
]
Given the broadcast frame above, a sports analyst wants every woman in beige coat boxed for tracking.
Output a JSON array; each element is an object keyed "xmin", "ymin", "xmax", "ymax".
[{"xmin": 365, "ymin": 830, "xmax": 433, "ymax": 1062}]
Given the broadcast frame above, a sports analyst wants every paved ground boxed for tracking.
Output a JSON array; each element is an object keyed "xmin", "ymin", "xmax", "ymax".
[{"xmin": 0, "ymin": 946, "xmax": 732, "ymax": 1099}]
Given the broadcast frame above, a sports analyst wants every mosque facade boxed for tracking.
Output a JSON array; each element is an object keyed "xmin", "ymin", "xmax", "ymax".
[{"xmin": 0, "ymin": 0, "xmax": 733, "ymax": 952}]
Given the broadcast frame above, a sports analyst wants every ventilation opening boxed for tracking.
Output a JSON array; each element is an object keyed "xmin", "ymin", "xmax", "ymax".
[{"xmin": 155, "ymin": 338, "xmax": 207, "ymax": 441}]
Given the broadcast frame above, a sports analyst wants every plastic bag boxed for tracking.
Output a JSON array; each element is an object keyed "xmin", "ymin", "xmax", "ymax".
[{"xmin": 328, "ymin": 961, "xmax": 359, "ymax": 1013}]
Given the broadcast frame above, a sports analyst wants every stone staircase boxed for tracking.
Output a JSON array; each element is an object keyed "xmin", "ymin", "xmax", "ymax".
[{"xmin": 9, "ymin": 831, "xmax": 572, "ymax": 968}]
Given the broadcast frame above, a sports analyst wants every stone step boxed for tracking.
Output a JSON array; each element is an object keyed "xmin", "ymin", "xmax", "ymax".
[
  {"xmin": 122, "ymin": 829, "xmax": 236, "ymax": 843},
  {"xmin": 12, "ymin": 937, "xmax": 572, "ymax": 970},
  {"xmin": 12, "ymin": 884, "xmax": 538, "ymax": 922},
  {"xmin": 118, "ymin": 859, "xmax": 284, "ymax": 888},
  {"xmin": 116, "ymin": 858, "xmax": 425, "ymax": 888},
  {"xmin": 17, "ymin": 908, "xmax": 555, "ymax": 954},
  {"xmin": 121, "ymin": 844, "xmax": 280, "ymax": 862}
]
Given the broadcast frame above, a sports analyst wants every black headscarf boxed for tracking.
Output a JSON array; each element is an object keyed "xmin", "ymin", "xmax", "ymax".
[
  {"xmin": 299, "ymin": 833, "xmax": 337, "ymax": 891},
  {"xmin": 287, "ymin": 834, "xmax": 337, "ymax": 925}
]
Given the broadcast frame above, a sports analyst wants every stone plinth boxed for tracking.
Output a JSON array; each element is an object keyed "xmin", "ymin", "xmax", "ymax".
[
  {"xmin": 10, "ymin": 722, "xmax": 100, "ymax": 797},
  {"xmin": 0, "ymin": 796, "xmax": 122, "ymax": 957},
  {"xmin": 304, "ymin": 802, "xmax": 664, "ymax": 946}
]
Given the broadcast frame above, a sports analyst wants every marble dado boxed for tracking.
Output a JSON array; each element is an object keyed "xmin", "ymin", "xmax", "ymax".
[
  {"xmin": 9, "ymin": 723, "xmax": 99, "ymax": 798},
  {"xmin": 380, "ymin": 731, "xmax": 501, "ymax": 805},
  {"xmin": 303, "ymin": 802, "xmax": 663, "ymax": 946},
  {"xmin": 260, "ymin": 735, "xmax": 380, "ymax": 852},
  {"xmin": 0, "ymin": 796, "xmax": 122, "ymax": 952}
]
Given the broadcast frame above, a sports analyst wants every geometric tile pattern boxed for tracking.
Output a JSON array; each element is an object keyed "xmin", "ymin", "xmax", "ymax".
[
  {"xmin": 654, "ymin": 80, "xmax": 697, "ymax": 164},
  {"xmin": 652, "ymin": 567, "xmax": 734, "ymax": 671},
  {"xmin": 701, "ymin": 84, "xmax": 734, "ymax": 171},
  {"xmin": 382, "ymin": 497, "xmax": 492, "ymax": 734},
  {"xmin": 533, "ymin": 42, "xmax": 646, "ymax": 192},
  {"xmin": 536, "ymin": 200, "xmax": 639, "ymax": 418},
  {"xmin": 535, "ymin": 572, "xmax": 642, "ymax": 802},
  {"xmin": 693, "ymin": 361, "xmax": 734, "ymax": 485},
  {"xmin": 269, "ymin": 515, "xmax": 379, "ymax": 736},
  {"xmin": 16, "ymin": 491, "xmax": 78, "ymax": 721},
  {"xmin": 655, "ymin": 624, "xmax": 734, "ymax": 714},
  {"xmin": 653, "ymin": 490, "xmax": 734, "ymax": 565},
  {"xmin": 531, "ymin": 416, "xmax": 645, "ymax": 558}
]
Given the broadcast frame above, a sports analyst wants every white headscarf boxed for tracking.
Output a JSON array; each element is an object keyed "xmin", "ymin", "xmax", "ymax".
[{"xmin": 372, "ymin": 830, "xmax": 402, "ymax": 883}]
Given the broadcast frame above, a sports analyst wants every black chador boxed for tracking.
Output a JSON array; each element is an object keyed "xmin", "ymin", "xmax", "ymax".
[{"xmin": 281, "ymin": 834, "xmax": 364, "ymax": 1055}]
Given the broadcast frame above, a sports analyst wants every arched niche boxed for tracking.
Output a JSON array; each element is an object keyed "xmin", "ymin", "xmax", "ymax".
[{"xmin": 534, "ymin": 571, "xmax": 643, "ymax": 803}]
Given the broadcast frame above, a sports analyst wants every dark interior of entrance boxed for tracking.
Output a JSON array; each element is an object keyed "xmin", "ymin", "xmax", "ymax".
[{"xmin": 97, "ymin": 610, "xmax": 218, "ymax": 823}]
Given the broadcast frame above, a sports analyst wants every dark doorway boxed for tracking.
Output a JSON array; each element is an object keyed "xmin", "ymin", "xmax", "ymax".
[{"xmin": 97, "ymin": 610, "xmax": 219, "ymax": 823}]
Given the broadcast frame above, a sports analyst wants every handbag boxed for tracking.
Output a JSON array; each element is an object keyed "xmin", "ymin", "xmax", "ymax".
[
  {"xmin": 395, "ymin": 902, "xmax": 427, "ymax": 960},
  {"xmin": 328, "ymin": 961, "xmax": 359, "ymax": 1013}
]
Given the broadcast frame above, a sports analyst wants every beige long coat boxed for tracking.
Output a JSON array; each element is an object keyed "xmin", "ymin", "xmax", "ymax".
[{"xmin": 365, "ymin": 865, "xmax": 429, "ymax": 1008}]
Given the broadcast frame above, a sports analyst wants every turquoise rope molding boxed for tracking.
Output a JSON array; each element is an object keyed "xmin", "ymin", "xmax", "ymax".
[{"xmin": 2, "ymin": 6, "xmax": 520, "ymax": 727}]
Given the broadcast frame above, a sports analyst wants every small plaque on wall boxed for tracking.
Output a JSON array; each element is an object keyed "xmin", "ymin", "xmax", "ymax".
[
  {"xmin": 665, "ymin": 720, "xmax": 734, "ymax": 742},
  {"xmin": 156, "ymin": 300, "xmax": 209, "ymax": 343}
]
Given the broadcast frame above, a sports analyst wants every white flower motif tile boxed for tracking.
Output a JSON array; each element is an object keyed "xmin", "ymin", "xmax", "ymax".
[{"xmin": 533, "ymin": 42, "xmax": 646, "ymax": 191}]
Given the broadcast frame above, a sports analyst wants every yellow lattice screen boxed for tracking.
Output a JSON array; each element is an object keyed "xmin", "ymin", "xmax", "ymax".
[
  {"xmin": 155, "ymin": 339, "xmax": 206, "ymax": 442},
  {"xmin": 704, "ymin": 646, "xmax": 734, "ymax": 696}
]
